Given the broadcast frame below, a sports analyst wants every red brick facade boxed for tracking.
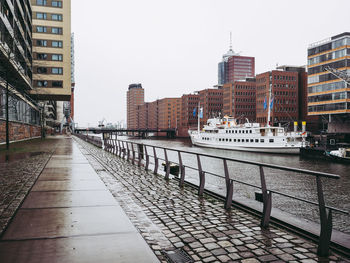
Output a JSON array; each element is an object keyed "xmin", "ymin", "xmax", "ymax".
[{"xmin": 0, "ymin": 120, "xmax": 41, "ymax": 144}]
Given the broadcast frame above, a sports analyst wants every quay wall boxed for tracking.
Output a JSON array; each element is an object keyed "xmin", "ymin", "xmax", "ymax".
[{"xmin": 0, "ymin": 120, "xmax": 41, "ymax": 144}]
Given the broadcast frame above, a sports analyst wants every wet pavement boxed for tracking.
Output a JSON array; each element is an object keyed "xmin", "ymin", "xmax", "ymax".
[
  {"xmin": 0, "ymin": 135, "xmax": 349, "ymax": 262},
  {"xmin": 75, "ymin": 136, "xmax": 350, "ymax": 263},
  {"xmin": 0, "ymin": 136, "xmax": 158, "ymax": 263}
]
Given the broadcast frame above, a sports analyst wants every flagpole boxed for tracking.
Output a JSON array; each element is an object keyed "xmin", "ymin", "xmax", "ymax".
[
  {"xmin": 197, "ymin": 101, "xmax": 200, "ymax": 134},
  {"xmin": 267, "ymin": 84, "xmax": 272, "ymax": 127}
]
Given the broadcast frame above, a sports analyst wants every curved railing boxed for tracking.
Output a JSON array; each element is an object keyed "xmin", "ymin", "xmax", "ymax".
[{"xmin": 76, "ymin": 133, "xmax": 349, "ymax": 257}]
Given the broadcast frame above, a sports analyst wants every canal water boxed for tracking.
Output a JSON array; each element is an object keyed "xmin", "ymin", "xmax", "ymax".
[{"xmin": 99, "ymin": 135, "xmax": 350, "ymax": 234}]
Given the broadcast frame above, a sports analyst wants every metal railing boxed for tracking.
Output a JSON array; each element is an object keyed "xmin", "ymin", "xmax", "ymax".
[
  {"xmin": 78, "ymin": 134, "xmax": 349, "ymax": 257},
  {"xmin": 75, "ymin": 133, "xmax": 102, "ymax": 148}
]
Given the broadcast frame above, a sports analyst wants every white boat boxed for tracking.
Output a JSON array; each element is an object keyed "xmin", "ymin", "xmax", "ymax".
[{"xmin": 188, "ymin": 116, "xmax": 307, "ymax": 154}]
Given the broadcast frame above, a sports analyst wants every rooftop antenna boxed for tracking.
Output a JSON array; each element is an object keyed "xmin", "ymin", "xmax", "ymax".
[{"xmin": 229, "ymin": 31, "xmax": 233, "ymax": 51}]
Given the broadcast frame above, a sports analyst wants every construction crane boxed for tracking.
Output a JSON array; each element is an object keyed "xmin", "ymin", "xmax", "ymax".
[{"xmin": 324, "ymin": 66, "xmax": 350, "ymax": 85}]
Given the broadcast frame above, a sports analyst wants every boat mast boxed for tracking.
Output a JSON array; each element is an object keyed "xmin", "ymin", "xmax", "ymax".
[{"xmin": 267, "ymin": 84, "xmax": 272, "ymax": 127}]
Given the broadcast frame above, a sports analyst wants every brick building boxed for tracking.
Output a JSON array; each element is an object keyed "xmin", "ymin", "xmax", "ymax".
[
  {"xmin": 223, "ymin": 79, "xmax": 256, "ymax": 122},
  {"xmin": 127, "ymin": 83, "xmax": 144, "ymax": 129},
  {"xmin": 256, "ymin": 70, "xmax": 299, "ymax": 127},
  {"xmin": 227, "ymin": 56, "xmax": 255, "ymax": 83},
  {"xmin": 199, "ymin": 88, "xmax": 223, "ymax": 126},
  {"xmin": 178, "ymin": 93, "xmax": 199, "ymax": 137},
  {"xmin": 158, "ymin": 98, "xmax": 181, "ymax": 130}
]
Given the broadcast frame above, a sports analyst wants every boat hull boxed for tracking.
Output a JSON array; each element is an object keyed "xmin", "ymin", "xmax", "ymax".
[{"xmin": 190, "ymin": 136, "xmax": 301, "ymax": 154}]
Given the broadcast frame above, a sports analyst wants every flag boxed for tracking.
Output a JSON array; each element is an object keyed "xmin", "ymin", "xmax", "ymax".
[
  {"xmin": 193, "ymin": 107, "xmax": 197, "ymax": 117},
  {"xmin": 270, "ymin": 95, "xmax": 274, "ymax": 110},
  {"xmin": 263, "ymin": 97, "xmax": 267, "ymax": 110},
  {"xmin": 199, "ymin": 107, "xmax": 203, "ymax": 119}
]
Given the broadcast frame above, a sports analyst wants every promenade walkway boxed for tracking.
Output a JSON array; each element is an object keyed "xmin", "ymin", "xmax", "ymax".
[
  {"xmin": 0, "ymin": 136, "xmax": 158, "ymax": 263},
  {"xmin": 0, "ymin": 135, "xmax": 349, "ymax": 262}
]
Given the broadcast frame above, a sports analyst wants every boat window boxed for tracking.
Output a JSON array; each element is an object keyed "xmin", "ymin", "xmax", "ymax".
[
  {"xmin": 250, "ymin": 139, "xmax": 254, "ymax": 142},
  {"xmin": 229, "ymin": 139, "xmax": 232, "ymax": 142},
  {"xmin": 255, "ymin": 139, "xmax": 259, "ymax": 143},
  {"xmin": 260, "ymin": 139, "xmax": 264, "ymax": 143},
  {"xmin": 269, "ymin": 139, "xmax": 274, "ymax": 143},
  {"xmin": 246, "ymin": 139, "xmax": 249, "ymax": 142},
  {"xmin": 219, "ymin": 138, "xmax": 221, "ymax": 141},
  {"xmin": 226, "ymin": 130, "xmax": 228, "ymax": 133},
  {"xmin": 250, "ymin": 130, "xmax": 252, "ymax": 134},
  {"xmin": 238, "ymin": 139, "xmax": 241, "ymax": 142},
  {"xmin": 226, "ymin": 139, "xmax": 229, "ymax": 142},
  {"xmin": 234, "ymin": 139, "xmax": 236, "ymax": 142},
  {"xmin": 239, "ymin": 130, "xmax": 241, "ymax": 133}
]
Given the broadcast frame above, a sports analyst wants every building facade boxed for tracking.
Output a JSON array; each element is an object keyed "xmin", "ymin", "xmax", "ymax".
[
  {"xmin": 157, "ymin": 98, "xmax": 181, "ymax": 130},
  {"xmin": 199, "ymin": 88, "xmax": 223, "ymax": 126},
  {"xmin": 256, "ymin": 70, "xmax": 299, "ymax": 127},
  {"xmin": 227, "ymin": 55, "xmax": 255, "ymax": 83},
  {"xmin": 307, "ymin": 32, "xmax": 350, "ymax": 133},
  {"xmin": 223, "ymin": 79, "xmax": 256, "ymax": 122},
  {"xmin": 30, "ymin": 0, "xmax": 71, "ymax": 101},
  {"xmin": 127, "ymin": 83, "xmax": 144, "ymax": 129},
  {"xmin": 178, "ymin": 93, "xmax": 199, "ymax": 137},
  {"xmin": 0, "ymin": 0, "xmax": 41, "ymax": 143}
]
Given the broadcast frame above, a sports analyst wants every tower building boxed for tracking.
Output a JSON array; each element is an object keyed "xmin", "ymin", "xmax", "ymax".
[{"xmin": 127, "ymin": 83, "xmax": 144, "ymax": 129}]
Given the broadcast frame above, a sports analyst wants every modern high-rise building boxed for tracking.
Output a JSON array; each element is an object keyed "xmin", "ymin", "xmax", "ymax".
[
  {"xmin": 218, "ymin": 41, "xmax": 255, "ymax": 84},
  {"xmin": 127, "ymin": 83, "xmax": 144, "ymax": 129},
  {"xmin": 307, "ymin": 32, "xmax": 350, "ymax": 133},
  {"xmin": 0, "ymin": 0, "xmax": 41, "ymax": 143}
]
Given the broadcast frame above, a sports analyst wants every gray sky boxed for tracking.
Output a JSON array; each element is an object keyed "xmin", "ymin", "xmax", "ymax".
[{"xmin": 72, "ymin": 0, "xmax": 350, "ymax": 127}]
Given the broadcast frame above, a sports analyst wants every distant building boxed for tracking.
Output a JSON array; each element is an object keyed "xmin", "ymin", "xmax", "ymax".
[
  {"xmin": 127, "ymin": 84, "xmax": 144, "ymax": 129},
  {"xmin": 227, "ymin": 56, "xmax": 255, "ymax": 83},
  {"xmin": 256, "ymin": 70, "xmax": 299, "ymax": 127},
  {"xmin": 199, "ymin": 88, "xmax": 223, "ymax": 126},
  {"xmin": 178, "ymin": 93, "xmax": 200, "ymax": 137},
  {"xmin": 158, "ymin": 98, "xmax": 181, "ymax": 130},
  {"xmin": 218, "ymin": 44, "xmax": 236, "ymax": 85},
  {"xmin": 223, "ymin": 78, "xmax": 256, "ymax": 122},
  {"xmin": 307, "ymin": 32, "xmax": 350, "ymax": 133}
]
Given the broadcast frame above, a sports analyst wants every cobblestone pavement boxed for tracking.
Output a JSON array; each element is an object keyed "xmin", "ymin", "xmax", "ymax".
[
  {"xmin": 76, "ymin": 136, "xmax": 349, "ymax": 263},
  {"xmin": 0, "ymin": 137, "xmax": 60, "ymax": 235}
]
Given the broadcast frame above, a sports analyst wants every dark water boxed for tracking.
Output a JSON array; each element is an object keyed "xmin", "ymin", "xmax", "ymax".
[{"xmin": 116, "ymin": 136, "xmax": 350, "ymax": 234}]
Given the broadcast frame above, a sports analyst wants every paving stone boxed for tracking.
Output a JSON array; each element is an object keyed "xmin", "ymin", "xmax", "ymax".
[
  {"xmin": 241, "ymin": 258, "xmax": 260, "ymax": 263},
  {"xmin": 258, "ymin": 254, "xmax": 278, "ymax": 261}
]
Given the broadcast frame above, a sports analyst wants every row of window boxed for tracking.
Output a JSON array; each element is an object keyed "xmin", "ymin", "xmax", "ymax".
[
  {"xmin": 35, "ymin": 67, "xmax": 63, "ymax": 74},
  {"xmin": 308, "ymin": 48, "xmax": 349, "ymax": 66},
  {"xmin": 36, "ymin": 0, "xmax": 62, "ymax": 7},
  {"xmin": 35, "ymin": 39, "xmax": 63, "ymax": 48},
  {"xmin": 308, "ymin": 80, "xmax": 346, "ymax": 94},
  {"xmin": 308, "ymin": 37, "xmax": 350, "ymax": 56},
  {"xmin": 35, "ymin": 80, "xmax": 63, "ymax": 88},
  {"xmin": 36, "ymin": 53, "xmax": 63, "ymax": 61},
  {"xmin": 308, "ymin": 70, "xmax": 350, "ymax": 84},
  {"xmin": 36, "ymin": 26, "xmax": 63, "ymax": 34},
  {"xmin": 273, "ymin": 75, "xmax": 296, "ymax": 81},
  {"xmin": 202, "ymin": 137, "xmax": 275, "ymax": 143},
  {"xmin": 308, "ymin": 59, "xmax": 348, "ymax": 75},
  {"xmin": 235, "ymin": 98, "xmax": 255, "ymax": 103},
  {"xmin": 36, "ymin": 12, "xmax": 63, "ymax": 21},
  {"xmin": 308, "ymin": 102, "xmax": 348, "ymax": 112},
  {"xmin": 225, "ymin": 129, "xmax": 253, "ymax": 134},
  {"xmin": 308, "ymin": 92, "xmax": 348, "ymax": 103}
]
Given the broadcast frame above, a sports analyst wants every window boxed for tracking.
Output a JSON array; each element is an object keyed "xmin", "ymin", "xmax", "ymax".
[
  {"xmin": 36, "ymin": 13, "xmax": 47, "ymax": 19},
  {"xmin": 52, "ymin": 67, "xmax": 63, "ymax": 74},
  {"xmin": 51, "ymin": 14, "xmax": 62, "ymax": 21},
  {"xmin": 37, "ymin": 53, "xmax": 47, "ymax": 60},
  {"xmin": 37, "ymin": 67, "xmax": 47, "ymax": 74},
  {"xmin": 37, "ymin": 81, "xmax": 48, "ymax": 87},
  {"xmin": 52, "ymin": 81, "xmax": 63, "ymax": 87},
  {"xmin": 52, "ymin": 54, "xmax": 63, "ymax": 61},
  {"xmin": 36, "ymin": 26, "xmax": 47, "ymax": 33},
  {"xmin": 269, "ymin": 139, "xmax": 274, "ymax": 143},
  {"xmin": 36, "ymin": 40, "xmax": 47, "ymax": 46},
  {"xmin": 36, "ymin": 0, "xmax": 47, "ymax": 5},
  {"xmin": 260, "ymin": 139, "xmax": 264, "ymax": 143},
  {"xmin": 51, "ymin": 1, "xmax": 62, "ymax": 7},
  {"xmin": 52, "ymin": 41, "xmax": 63, "ymax": 48},
  {"xmin": 255, "ymin": 139, "xmax": 259, "ymax": 143},
  {"xmin": 51, "ymin": 27, "xmax": 62, "ymax": 34}
]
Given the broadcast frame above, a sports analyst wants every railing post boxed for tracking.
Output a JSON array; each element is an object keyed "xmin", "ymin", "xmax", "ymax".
[
  {"xmin": 178, "ymin": 151, "xmax": 185, "ymax": 187},
  {"xmin": 197, "ymin": 154, "xmax": 205, "ymax": 196},
  {"xmin": 137, "ymin": 143, "xmax": 142, "ymax": 167},
  {"xmin": 112, "ymin": 139, "xmax": 115, "ymax": 154},
  {"xmin": 316, "ymin": 176, "xmax": 332, "ymax": 257},
  {"xmin": 122, "ymin": 141, "xmax": 126, "ymax": 158},
  {"xmin": 259, "ymin": 165, "xmax": 272, "ymax": 228},
  {"xmin": 131, "ymin": 142, "xmax": 135, "ymax": 165},
  {"xmin": 164, "ymin": 149, "xmax": 170, "ymax": 180},
  {"xmin": 144, "ymin": 146, "xmax": 149, "ymax": 171},
  {"xmin": 118, "ymin": 141, "xmax": 122, "ymax": 157},
  {"xmin": 153, "ymin": 146, "xmax": 158, "ymax": 174},
  {"xmin": 223, "ymin": 159, "xmax": 233, "ymax": 210},
  {"xmin": 126, "ymin": 142, "xmax": 130, "ymax": 161}
]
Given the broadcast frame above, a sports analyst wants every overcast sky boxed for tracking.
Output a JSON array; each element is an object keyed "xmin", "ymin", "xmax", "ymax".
[{"xmin": 72, "ymin": 0, "xmax": 350, "ymax": 127}]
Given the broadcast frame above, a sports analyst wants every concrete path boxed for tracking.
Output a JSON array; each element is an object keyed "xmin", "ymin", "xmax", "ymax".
[{"xmin": 0, "ymin": 137, "xmax": 159, "ymax": 263}]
